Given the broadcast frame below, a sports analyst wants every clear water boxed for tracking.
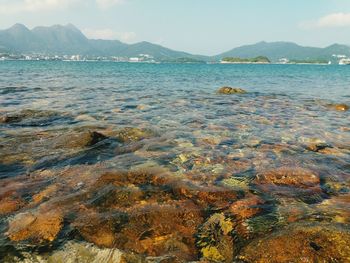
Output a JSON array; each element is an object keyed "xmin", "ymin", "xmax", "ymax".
[{"xmin": 0, "ymin": 61, "xmax": 349, "ymax": 262}]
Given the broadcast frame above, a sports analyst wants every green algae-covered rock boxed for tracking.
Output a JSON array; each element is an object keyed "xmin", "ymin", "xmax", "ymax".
[
  {"xmin": 196, "ymin": 213, "xmax": 235, "ymax": 262},
  {"xmin": 217, "ymin": 87, "xmax": 247, "ymax": 95}
]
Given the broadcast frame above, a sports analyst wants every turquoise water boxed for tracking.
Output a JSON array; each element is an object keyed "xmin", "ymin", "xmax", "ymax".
[{"xmin": 0, "ymin": 61, "xmax": 349, "ymax": 262}]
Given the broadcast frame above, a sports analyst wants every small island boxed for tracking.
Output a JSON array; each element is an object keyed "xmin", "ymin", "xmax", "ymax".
[
  {"xmin": 287, "ymin": 59, "xmax": 330, "ymax": 65},
  {"xmin": 220, "ymin": 56, "xmax": 271, "ymax": 64}
]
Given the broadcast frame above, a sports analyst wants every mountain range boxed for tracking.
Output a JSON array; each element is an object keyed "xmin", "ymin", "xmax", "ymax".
[{"xmin": 1, "ymin": 23, "xmax": 350, "ymax": 62}]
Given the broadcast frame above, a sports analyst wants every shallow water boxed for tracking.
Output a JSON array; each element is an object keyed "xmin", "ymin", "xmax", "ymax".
[{"xmin": 0, "ymin": 61, "xmax": 349, "ymax": 262}]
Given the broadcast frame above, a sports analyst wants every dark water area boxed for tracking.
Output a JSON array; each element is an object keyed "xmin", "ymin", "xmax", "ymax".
[{"xmin": 0, "ymin": 61, "xmax": 349, "ymax": 262}]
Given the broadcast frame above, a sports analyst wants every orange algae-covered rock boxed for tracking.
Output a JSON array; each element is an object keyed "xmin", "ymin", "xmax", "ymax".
[
  {"xmin": 196, "ymin": 186, "xmax": 238, "ymax": 209},
  {"xmin": 254, "ymin": 166, "xmax": 320, "ymax": 191},
  {"xmin": 115, "ymin": 200, "xmax": 204, "ymax": 261},
  {"xmin": 73, "ymin": 208, "xmax": 128, "ymax": 248},
  {"xmin": 237, "ymin": 223, "xmax": 350, "ymax": 263},
  {"xmin": 0, "ymin": 197, "xmax": 25, "ymax": 215},
  {"xmin": 228, "ymin": 195, "xmax": 265, "ymax": 220},
  {"xmin": 7, "ymin": 208, "xmax": 63, "ymax": 243},
  {"xmin": 253, "ymin": 167, "xmax": 323, "ymax": 203},
  {"xmin": 32, "ymin": 184, "xmax": 59, "ymax": 204}
]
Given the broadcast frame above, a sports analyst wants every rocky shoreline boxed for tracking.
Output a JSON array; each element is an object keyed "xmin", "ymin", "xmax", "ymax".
[{"xmin": 0, "ymin": 88, "xmax": 349, "ymax": 262}]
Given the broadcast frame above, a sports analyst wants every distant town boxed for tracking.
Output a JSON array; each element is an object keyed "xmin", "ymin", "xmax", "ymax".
[
  {"xmin": 0, "ymin": 53, "xmax": 158, "ymax": 63},
  {"xmin": 1, "ymin": 52, "xmax": 350, "ymax": 65}
]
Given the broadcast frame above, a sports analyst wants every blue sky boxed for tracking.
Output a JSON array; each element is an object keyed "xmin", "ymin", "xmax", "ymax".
[{"xmin": 1, "ymin": 0, "xmax": 350, "ymax": 55}]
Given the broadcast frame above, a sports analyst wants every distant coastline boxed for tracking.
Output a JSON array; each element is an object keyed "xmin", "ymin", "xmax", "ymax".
[{"xmin": 1, "ymin": 24, "xmax": 350, "ymax": 64}]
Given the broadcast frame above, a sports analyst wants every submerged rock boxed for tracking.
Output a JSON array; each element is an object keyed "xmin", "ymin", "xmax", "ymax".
[
  {"xmin": 74, "ymin": 208, "xmax": 128, "ymax": 248},
  {"xmin": 114, "ymin": 200, "xmax": 204, "ymax": 261},
  {"xmin": 196, "ymin": 213, "xmax": 235, "ymax": 263},
  {"xmin": 110, "ymin": 127, "xmax": 156, "ymax": 143},
  {"xmin": 0, "ymin": 109, "xmax": 70, "ymax": 126},
  {"xmin": 55, "ymin": 130, "xmax": 107, "ymax": 148},
  {"xmin": 306, "ymin": 142, "xmax": 332, "ymax": 152},
  {"xmin": 237, "ymin": 223, "xmax": 350, "ymax": 263},
  {"xmin": 327, "ymin": 103, "xmax": 349, "ymax": 111},
  {"xmin": 253, "ymin": 167, "xmax": 321, "ymax": 200},
  {"xmin": 217, "ymin": 87, "xmax": 247, "ymax": 95},
  {"xmin": 0, "ymin": 197, "xmax": 25, "ymax": 215},
  {"xmin": 5, "ymin": 241, "xmax": 124, "ymax": 263},
  {"xmin": 49, "ymin": 241, "xmax": 124, "ymax": 263},
  {"xmin": 227, "ymin": 195, "xmax": 265, "ymax": 220},
  {"xmin": 7, "ymin": 208, "xmax": 63, "ymax": 244}
]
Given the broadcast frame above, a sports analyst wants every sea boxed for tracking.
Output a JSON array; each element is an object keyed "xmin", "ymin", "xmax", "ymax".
[{"xmin": 0, "ymin": 61, "xmax": 349, "ymax": 262}]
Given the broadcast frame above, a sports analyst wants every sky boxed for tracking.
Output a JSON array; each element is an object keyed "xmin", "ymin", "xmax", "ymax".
[{"xmin": 1, "ymin": 0, "xmax": 350, "ymax": 55}]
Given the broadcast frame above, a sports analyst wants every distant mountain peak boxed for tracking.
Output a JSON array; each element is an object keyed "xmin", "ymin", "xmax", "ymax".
[
  {"xmin": 65, "ymin": 23, "xmax": 79, "ymax": 30},
  {"xmin": 8, "ymin": 23, "xmax": 30, "ymax": 32}
]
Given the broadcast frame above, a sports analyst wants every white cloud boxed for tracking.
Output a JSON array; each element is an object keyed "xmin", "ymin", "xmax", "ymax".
[
  {"xmin": 301, "ymin": 12, "xmax": 350, "ymax": 29},
  {"xmin": 83, "ymin": 28, "xmax": 136, "ymax": 42},
  {"xmin": 0, "ymin": 0, "xmax": 125, "ymax": 14},
  {"xmin": 0, "ymin": 0, "xmax": 81, "ymax": 14},
  {"xmin": 95, "ymin": 0, "xmax": 124, "ymax": 9}
]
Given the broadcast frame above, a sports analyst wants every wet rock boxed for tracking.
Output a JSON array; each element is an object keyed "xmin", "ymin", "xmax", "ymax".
[
  {"xmin": 327, "ymin": 103, "xmax": 349, "ymax": 111},
  {"xmin": 306, "ymin": 142, "xmax": 332, "ymax": 152},
  {"xmin": 110, "ymin": 127, "xmax": 156, "ymax": 143},
  {"xmin": 55, "ymin": 130, "xmax": 107, "ymax": 148},
  {"xmin": 7, "ymin": 208, "xmax": 63, "ymax": 244},
  {"xmin": 0, "ymin": 109, "xmax": 69, "ymax": 126},
  {"xmin": 227, "ymin": 195, "xmax": 265, "ymax": 220},
  {"xmin": 137, "ymin": 104, "xmax": 150, "ymax": 111},
  {"xmin": 144, "ymin": 255, "xmax": 183, "ymax": 263},
  {"xmin": 321, "ymin": 174, "xmax": 350, "ymax": 196},
  {"xmin": 237, "ymin": 223, "xmax": 350, "ymax": 263},
  {"xmin": 253, "ymin": 167, "xmax": 321, "ymax": 200},
  {"xmin": 74, "ymin": 208, "xmax": 128, "ymax": 247},
  {"xmin": 316, "ymin": 194, "xmax": 350, "ymax": 224},
  {"xmin": 196, "ymin": 213, "xmax": 235, "ymax": 263},
  {"xmin": 6, "ymin": 241, "xmax": 124, "ymax": 263},
  {"xmin": 243, "ymin": 213, "xmax": 280, "ymax": 238},
  {"xmin": 220, "ymin": 177, "xmax": 250, "ymax": 193},
  {"xmin": 217, "ymin": 87, "xmax": 247, "ymax": 95},
  {"xmin": 75, "ymin": 114, "xmax": 98, "ymax": 122},
  {"xmin": 317, "ymin": 147, "xmax": 347, "ymax": 157},
  {"xmin": 0, "ymin": 197, "xmax": 25, "ymax": 215},
  {"xmin": 49, "ymin": 241, "xmax": 124, "ymax": 263},
  {"xmin": 115, "ymin": 200, "xmax": 203, "ymax": 261},
  {"xmin": 0, "ymin": 128, "xmax": 108, "ymax": 175},
  {"xmin": 170, "ymin": 179, "xmax": 238, "ymax": 209},
  {"xmin": 196, "ymin": 187, "xmax": 238, "ymax": 209},
  {"xmin": 32, "ymin": 184, "xmax": 59, "ymax": 204}
]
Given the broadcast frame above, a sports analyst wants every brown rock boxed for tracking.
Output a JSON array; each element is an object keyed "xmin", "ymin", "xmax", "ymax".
[
  {"xmin": 115, "ymin": 200, "xmax": 203, "ymax": 261},
  {"xmin": 218, "ymin": 87, "xmax": 247, "ymax": 95},
  {"xmin": 254, "ymin": 167, "xmax": 320, "ymax": 193},
  {"xmin": 55, "ymin": 130, "xmax": 107, "ymax": 148},
  {"xmin": 306, "ymin": 142, "xmax": 331, "ymax": 152},
  {"xmin": 112, "ymin": 127, "xmax": 156, "ymax": 143},
  {"xmin": 32, "ymin": 184, "xmax": 59, "ymax": 204},
  {"xmin": 0, "ymin": 197, "xmax": 25, "ymax": 215},
  {"xmin": 253, "ymin": 167, "xmax": 323, "ymax": 204},
  {"xmin": 7, "ymin": 208, "xmax": 63, "ymax": 243},
  {"xmin": 228, "ymin": 195, "xmax": 265, "ymax": 220},
  {"xmin": 237, "ymin": 223, "xmax": 350, "ymax": 263},
  {"xmin": 332, "ymin": 103, "xmax": 349, "ymax": 111},
  {"xmin": 73, "ymin": 208, "xmax": 127, "ymax": 247}
]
